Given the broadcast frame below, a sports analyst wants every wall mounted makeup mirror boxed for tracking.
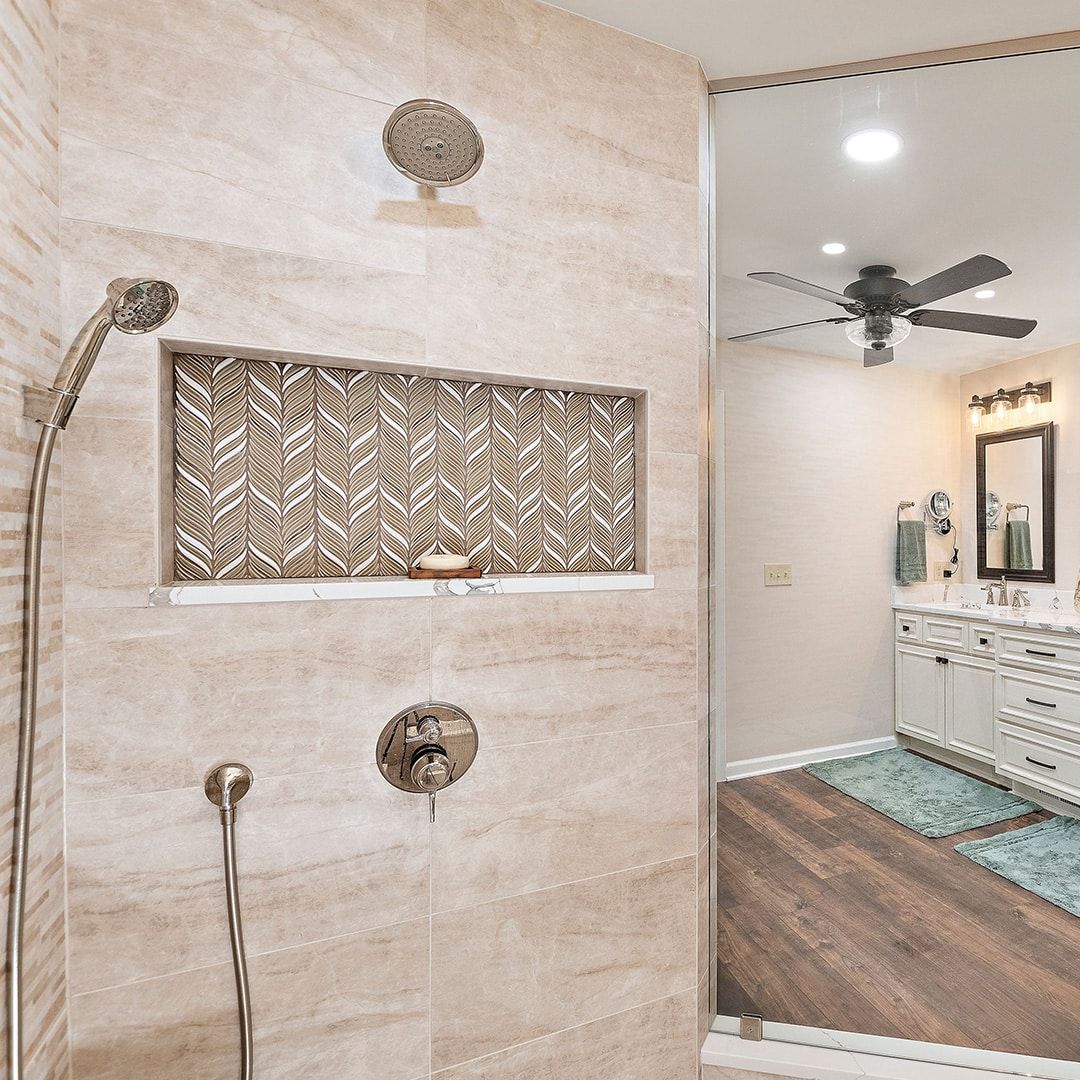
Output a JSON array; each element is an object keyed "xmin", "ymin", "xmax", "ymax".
[{"xmin": 976, "ymin": 422, "xmax": 1055, "ymax": 581}]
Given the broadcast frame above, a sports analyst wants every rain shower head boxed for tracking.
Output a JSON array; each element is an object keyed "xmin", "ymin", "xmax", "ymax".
[
  {"xmin": 26, "ymin": 276, "xmax": 179, "ymax": 430},
  {"xmin": 383, "ymin": 99, "xmax": 484, "ymax": 187},
  {"xmin": 106, "ymin": 277, "xmax": 179, "ymax": 334}
]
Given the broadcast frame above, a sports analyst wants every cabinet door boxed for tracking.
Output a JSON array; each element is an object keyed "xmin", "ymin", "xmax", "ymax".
[
  {"xmin": 946, "ymin": 654, "xmax": 996, "ymax": 763},
  {"xmin": 896, "ymin": 645, "xmax": 945, "ymax": 746}
]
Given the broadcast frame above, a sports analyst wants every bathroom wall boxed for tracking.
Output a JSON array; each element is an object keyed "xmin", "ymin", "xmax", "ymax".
[
  {"xmin": 0, "ymin": 0, "xmax": 70, "ymax": 1073},
  {"xmin": 58, "ymin": 1, "xmax": 709, "ymax": 1077},
  {"xmin": 955, "ymin": 341, "xmax": 1079, "ymax": 587},
  {"xmin": 720, "ymin": 340, "xmax": 959, "ymax": 767}
]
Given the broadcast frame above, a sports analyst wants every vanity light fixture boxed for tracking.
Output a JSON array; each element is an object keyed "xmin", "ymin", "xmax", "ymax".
[
  {"xmin": 1018, "ymin": 381, "xmax": 1042, "ymax": 413},
  {"xmin": 822, "ymin": 242, "xmax": 846, "ymax": 255},
  {"xmin": 842, "ymin": 128, "xmax": 902, "ymax": 163},
  {"xmin": 967, "ymin": 380, "xmax": 1051, "ymax": 427},
  {"xmin": 990, "ymin": 388, "xmax": 1012, "ymax": 420}
]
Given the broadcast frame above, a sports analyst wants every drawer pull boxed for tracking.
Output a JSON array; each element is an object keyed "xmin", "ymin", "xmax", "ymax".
[
  {"xmin": 1025, "ymin": 755, "xmax": 1058, "ymax": 771},
  {"xmin": 901, "ymin": 624, "xmax": 911, "ymax": 633},
  {"xmin": 1025, "ymin": 697, "xmax": 1058, "ymax": 709},
  {"xmin": 1025, "ymin": 648, "xmax": 1057, "ymax": 658},
  {"xmin": 978, "ymin": 637, "xmax": 990, "ymax": 646}
]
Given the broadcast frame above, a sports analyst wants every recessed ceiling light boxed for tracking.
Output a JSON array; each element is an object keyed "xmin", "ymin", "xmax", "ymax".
[
  {"xmin": 822, "ymin": 242, "xmax": 846, "ymax": 255},
  {"xmin": 842, "ymin": 129, "xmax": 903, "ymax": 163},
  {"xmin": 974, "ymin": 289, "xmax": 996, "ymax": 299}
]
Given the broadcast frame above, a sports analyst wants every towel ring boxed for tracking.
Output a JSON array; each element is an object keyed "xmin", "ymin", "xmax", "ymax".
[{"xmin": 1006, "ymin": 502, "xmax": 1030, "ymax": 521}]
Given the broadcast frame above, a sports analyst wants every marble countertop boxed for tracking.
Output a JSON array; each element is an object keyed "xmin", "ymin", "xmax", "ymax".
[{"xmin": 892, "ymin": 599, "xmax": 1080, "ymax": 634}]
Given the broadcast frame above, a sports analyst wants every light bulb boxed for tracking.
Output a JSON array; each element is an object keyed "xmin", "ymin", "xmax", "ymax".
[
  {"xmin": 968, "ymin": 395, "xmax": 985, "ymax": 427},
  {"xmin": 842, "ymin": 129, "xmax": 903, "ymax": 163},
  {"xmin": 990, "ymin": 389, "xmax": 1011, "ymax": 420},
  {"xmin": 1017, "ymin": 381, "xmax": 1041, "ymax": 413},
  {"xmin": 845, "ymin": 314, "xmax": 912, "ymax": 350}
]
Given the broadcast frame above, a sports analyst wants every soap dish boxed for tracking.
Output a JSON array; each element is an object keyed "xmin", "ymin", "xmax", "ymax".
[{"xmin": 407, "ymin": 565, "xmax": 484, "ymax": 580}]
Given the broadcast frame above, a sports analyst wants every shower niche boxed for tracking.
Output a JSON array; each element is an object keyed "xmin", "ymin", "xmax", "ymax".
[{"xmin": 159, "ymin": 343, "xmax": 646, "ymax": 584}]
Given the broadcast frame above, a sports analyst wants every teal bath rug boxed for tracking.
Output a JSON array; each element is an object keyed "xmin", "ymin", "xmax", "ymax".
[
  {"xmin": 956, "ymin": 817, "xmax": 1080, "ymax": 918},
  {"xmin": 804, "ymin": 748, "xmax": 1038, "ymax": 837}
]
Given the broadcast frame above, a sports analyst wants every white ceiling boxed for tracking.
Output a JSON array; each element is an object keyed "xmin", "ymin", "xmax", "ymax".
[
  {"xmin": 714, "ymin": 49, "xmax": 1080, "ymax": 373},
  {"xmin": 551, "ymin": 0, "xmax": 1080, "ymax": 80}
]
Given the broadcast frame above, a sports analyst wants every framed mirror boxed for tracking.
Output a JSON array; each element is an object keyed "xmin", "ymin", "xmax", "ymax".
[{"xmin": 976, "ymin": 422, "xmax": 1055, "ymax": 582}]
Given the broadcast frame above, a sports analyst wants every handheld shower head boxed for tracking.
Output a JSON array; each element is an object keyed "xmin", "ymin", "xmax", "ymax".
[
  {"xmin": 106, "ymin": 278, "xmax": 179, "ymax": 334},
  {"xmin": 26, "ymin": 276, "xmax": 179, "ymax": 430}
]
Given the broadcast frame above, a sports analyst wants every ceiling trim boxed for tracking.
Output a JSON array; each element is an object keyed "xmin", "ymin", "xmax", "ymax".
[{"xmin": 708, "ymin": 30, "xmax": 1080, "ymax": 93}]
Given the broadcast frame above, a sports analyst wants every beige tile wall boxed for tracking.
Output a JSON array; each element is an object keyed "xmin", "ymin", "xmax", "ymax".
[
  {"xmin": 58, "ymin": 0, "xmax": 710, "ymax": 1076},
  {"xmin": 0, "ymin": 0, "xmax": 70, "ymax": 1074}
]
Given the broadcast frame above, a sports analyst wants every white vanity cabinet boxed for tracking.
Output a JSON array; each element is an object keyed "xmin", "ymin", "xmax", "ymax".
[
  {"xmin": 894, "ymin": 622, "xmax": 995, "ymax": 762},
  {"xmin": 895, "ymin": 605, "xmax": 1080, "ymax": 806}
]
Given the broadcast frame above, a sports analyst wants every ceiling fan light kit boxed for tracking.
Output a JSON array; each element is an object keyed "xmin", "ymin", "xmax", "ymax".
[{"xmin": 731, "ymin": 254, "xmax": 1038, "ymax": 367}]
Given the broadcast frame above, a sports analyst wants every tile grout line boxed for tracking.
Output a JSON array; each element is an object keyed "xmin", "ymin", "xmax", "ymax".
[
  {"xmin": 429, "ymin": 985, "xmax": 699, "ymax": 1076},
  {"xmin": 69, "ymin": 852, "xmax": 698, "ymax": 1001},
  {"xmin": 64, "ymin": 719, "xmax": 699, "ymax": 805}
]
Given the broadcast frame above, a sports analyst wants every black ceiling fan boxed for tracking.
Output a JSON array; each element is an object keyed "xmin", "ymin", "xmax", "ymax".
[{"xmin": 730, "ymin": 255, "xmax": 1037, "ymax": 367}]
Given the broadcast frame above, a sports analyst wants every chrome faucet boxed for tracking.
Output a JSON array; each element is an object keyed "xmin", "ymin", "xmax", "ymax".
[
  {"xmin": 983, "ymin": 582, "xmax": 996, "ymax": 605},
  {"xmin": 997, "ymin": 576, "xmax": 1009, "ymax": 606},
  {"xmin": 1012, "ymin": 588, "xmax": 1031, "ymax": 610}
]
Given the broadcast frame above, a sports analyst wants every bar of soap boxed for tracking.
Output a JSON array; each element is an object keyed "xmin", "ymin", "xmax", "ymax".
[{"xmin": 419, "ymin": 554, "xmax": 470, "ymax": 571}]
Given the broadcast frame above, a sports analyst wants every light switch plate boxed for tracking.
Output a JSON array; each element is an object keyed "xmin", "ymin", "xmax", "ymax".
[{"xmin": 764, "ymin": 563, "xmax": 793, "ymax": 587}]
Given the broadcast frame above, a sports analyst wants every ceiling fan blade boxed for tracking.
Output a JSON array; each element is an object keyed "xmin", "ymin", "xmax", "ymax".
[
  {"xmin": 897, "ymin": 255, "xmax": 1011, "ymax": 308},
  {"xmin": 909, "ymin": 308, "xmax": 1037, "ymax": 338},
  {"xmin": 728, "ymin": 317, "xmax": 851, "ymax": 343},
  {"xmin": 864, "ymin": 347, "xmax": 894, "ymax": 367},
  {"xmin": 747, "ymin": 272, "xmax": 855, "ymax": 308}
]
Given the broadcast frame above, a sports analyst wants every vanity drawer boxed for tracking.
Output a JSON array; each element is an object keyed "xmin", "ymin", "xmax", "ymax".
[
  {"xmin": 923, "ymin": 616, "xmax": 968, "ymax": 652},
  {"xmin": 895, "ymin": 613, "xmax": 922, "ymax": 642},
  {"xmin": 997, "ymin": 669, "xmax": 1080, "ymax": 738},
  {"xmin": 971, "ymin": 625, "xmax": 996, "ymax": 656},
  {"xmin": 997, "ymin": 630, "xmax": 1080, "ymax": 678},
  {"xmin": 997, "ymin": 722, "xmax": 1080, "ymax": 802}
]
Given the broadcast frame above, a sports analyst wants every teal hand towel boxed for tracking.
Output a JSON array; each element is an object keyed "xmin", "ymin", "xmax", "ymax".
[
  {"xmin": 896, "ymin": 520, "xmax": 926, "ymax": 584},
  {"xmin": 1006, "ymin": 519, "xmax": 1033, "ymax": 570}
]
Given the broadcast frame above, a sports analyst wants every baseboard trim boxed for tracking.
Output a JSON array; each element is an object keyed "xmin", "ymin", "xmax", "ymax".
[
  {"xmin": 702, "ymin": 1030, "xmax": 1080, "ymax": 1079},
  {"xmin": 724, "ymin": 735, "xmax": 897, "ymax": 781}
]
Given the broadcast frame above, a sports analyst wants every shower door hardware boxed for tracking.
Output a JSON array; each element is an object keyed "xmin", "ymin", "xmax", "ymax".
[
  {"xmin": 739, "ymin": 1014, "xmax": 763, "ymax": 1041},
  {"xmin": 377, "ymin": 701, "xmax": 478, "ymax": 822}
]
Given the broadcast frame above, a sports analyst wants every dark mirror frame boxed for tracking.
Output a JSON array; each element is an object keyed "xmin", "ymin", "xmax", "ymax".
[{"xmin": 976, "ymin": 421, "xmax": 1055, "ymax": 582}]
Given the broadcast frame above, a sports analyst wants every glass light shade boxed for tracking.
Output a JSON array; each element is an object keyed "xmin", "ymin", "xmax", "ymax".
[
  {"xmin": 1018, "ymin": 381, "xmax": 1042, "ymax": 413},
  {"xmin": 845, "ymin": 314, "xmax": 912, "ymax": 350},
  {"xmin": 990, "ymin": 388, "xmax": 1011, "ymax": 420},
  {"xmin": 968, "ymin": 395, "xmax": 986, "ymax": 426}
]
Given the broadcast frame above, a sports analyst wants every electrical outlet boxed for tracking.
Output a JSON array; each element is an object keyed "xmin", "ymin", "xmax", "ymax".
[
  {"xmin": 764, "ymin": 563, "xmax": 793, "ymax": 587},
  {"xmin": 932, "ymin": 561, "xmax": 951, "ymax": 582}
]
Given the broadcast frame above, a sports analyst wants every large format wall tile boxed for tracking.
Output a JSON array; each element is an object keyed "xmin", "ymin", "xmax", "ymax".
[
  {"xmin": 62, "ymin": 0, "xmax": 426, "ymax": 106},
  {"xmin": 1, "ymin": 0, "xmax": 69, "ymax": 1069},
  {"xmin": 67, "ymin": 766, "xmax": 428, "ymax": 992},
  {"xmin": 432, "ymin": 991, "xmax": 698, "ymax": 1080},
  {"xmin": 430, "ymin": 589, "xmax": 698, "ymax": 745},
  {"xmin": 60, "ymin": 219, "xmax": 428, "ymax": 423},
  {"xmin": 62, "ymin": 415, "xmax": 157, "ymax": 608},
  {"xmin": 425, "ymin": 0, "xmax": 700, "ymax": 187},
  {"xmin": 431, "ymin": 723, "xmax": 697, "ymax": 911},
  {"xmin": 64, "ymin": 600, "xmax": 431, "ymax": 800},
  {"xmin": 61, "ymin": 24, "xmax": 425, "ymax": 274},
  {"xmin": 71, "ymin": 920, "xmax": 430, "ymax": 1080},
  {"xmin": 430, "ymin": 857, "xmax": 696, "ymax": 1069}
]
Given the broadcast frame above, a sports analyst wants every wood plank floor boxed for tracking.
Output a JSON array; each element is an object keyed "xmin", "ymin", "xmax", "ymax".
[{"xmin": 716, "ymin": 762, "xmax": 1080, "ymax": 1062}]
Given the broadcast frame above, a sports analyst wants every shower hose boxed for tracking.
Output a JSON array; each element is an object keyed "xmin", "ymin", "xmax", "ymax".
[{"xmin": 217, "ymin": 800, "xmax": 254, "ymax": 1080}]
